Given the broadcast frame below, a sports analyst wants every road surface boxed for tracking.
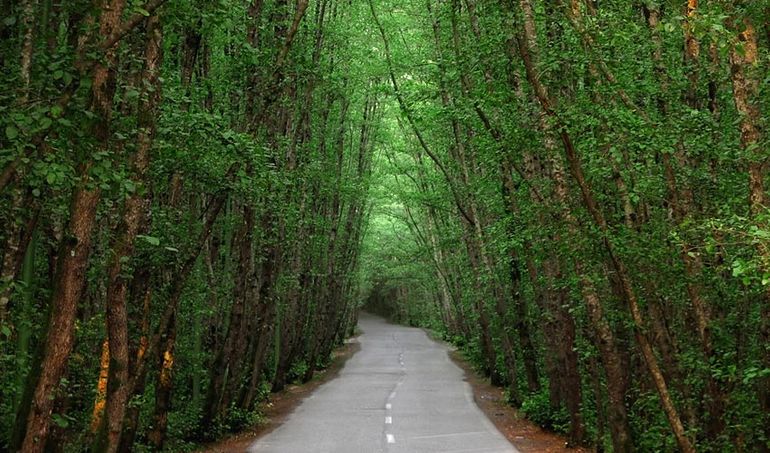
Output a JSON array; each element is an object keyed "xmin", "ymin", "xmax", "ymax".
[{"xmin": 250, "ymin": 312, "xmax": 518, "ymax": 453}]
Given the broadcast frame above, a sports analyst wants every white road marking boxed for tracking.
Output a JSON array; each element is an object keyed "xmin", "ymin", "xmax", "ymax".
[
  {"xmin": 386, "ymin": 434, "xmax": 396, "ymax": 444},
  {"xmin": 385, "ymin": 416, "xmax": 392, "ymax": 424},
  {"xmin": 386, "ymin": 403, "xmax": 392, "ymax": 410}
]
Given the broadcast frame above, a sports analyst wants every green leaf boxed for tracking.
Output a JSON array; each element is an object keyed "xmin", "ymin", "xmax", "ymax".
[
  {"xmin": 138, "ymin": 235, "xmax": 160, "ymax": 246},
  {"xmin": 124, "ymin": 180, "xmax": 136, "ymax": 193},
  {"xmin": 125, "ymin": 89, "xmax": 140, "ymax": 101},
  {"xmin": 51, "ymin": 414, "xmax": 69, "ymax": 428},
  {"xmin": 1, "ymin": 325, "xmax": 11, "ymax": 337},
  {"xmin": 732, "ymin": 260, "xmax": 746, "ymax": 277},
  {"xmin": 5, "ymin": 125, "xmax": 18, "ymax": 140}
]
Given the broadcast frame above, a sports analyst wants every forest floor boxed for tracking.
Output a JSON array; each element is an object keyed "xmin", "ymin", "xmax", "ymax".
[
  {"xmin": 447, "ymin": 348, "xmax": 590, "ymax": 453},
  {"xmin": 198, "ymin": 337, "xmax": 362, "ymax": 453}
]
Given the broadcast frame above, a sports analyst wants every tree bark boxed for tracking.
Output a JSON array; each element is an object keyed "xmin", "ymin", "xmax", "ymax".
[
  {"xmin": 512, "ymin": 1, "xmax": 694, "ymax": 450},
  {"xmin": 19, "ymin": 0, "xmax": 37, "ymax": 103},
  {"xmin": 21, "ymin": 1, "xmax": 128, "ymax": 446},
  {"xmin": 203, "ymin": 203, "xmax": 254, "ymax": 424},
  {"xmin": 147, "ymin": 312, "xmax": 177, "ymax": 450},
  {"xmin": 98, "ymin": 14, "xmax": 163, "ymax": 453},
  {"xmin": 728, "ymin": 15, "xmax": 770, "ymax": 450},
  {"xmin": 21, "ymin": 185, "xmax": 101, "ymax": 452}
]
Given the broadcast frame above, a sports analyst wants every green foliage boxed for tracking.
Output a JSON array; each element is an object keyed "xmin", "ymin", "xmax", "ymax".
[
  {"xmin": 520, "ymin": 390, "xmax": 570, "ymax": 435},
  {"xmin": 460, "ymin": 339, "xmax": 488, "ymax": 376},
  {"xmin": 1, "ymin": 0, "xmax": 770, "ymax": 451},
  {"xmin": 287, "ymin": 360, "xmax": 309, "ymax": 384}
]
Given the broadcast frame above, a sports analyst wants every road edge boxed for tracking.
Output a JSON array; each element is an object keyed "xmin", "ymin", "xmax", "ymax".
[{"xmin": 423, "ymin": 328, "xmax": 590, "ymax": 453}]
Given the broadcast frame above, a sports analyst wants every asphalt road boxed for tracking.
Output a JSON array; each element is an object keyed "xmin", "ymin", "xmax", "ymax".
[{"xmin": 250, "ymin": 312, "xmax": 518, "ymax": 453}]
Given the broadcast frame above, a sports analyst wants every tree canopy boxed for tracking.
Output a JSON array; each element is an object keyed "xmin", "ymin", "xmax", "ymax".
[{"xmin": 1, "ymin": 0, "xmax": 769, "ymax": 451}]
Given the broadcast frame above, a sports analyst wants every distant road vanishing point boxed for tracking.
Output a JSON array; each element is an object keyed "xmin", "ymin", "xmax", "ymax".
[{"xmin": 250, "ymin": 312, "xmax": 518, "ymax": 453}]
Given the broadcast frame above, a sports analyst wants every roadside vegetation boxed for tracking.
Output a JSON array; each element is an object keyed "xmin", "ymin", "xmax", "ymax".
[{"xmin": 1, "ymin": 0, "xmax": 769, "ymax": 452}]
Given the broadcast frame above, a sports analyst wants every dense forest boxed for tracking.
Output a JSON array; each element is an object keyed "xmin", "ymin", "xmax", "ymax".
[{"xmin": 0, "ymin": 0, "xmax": 768, "ymax": 451}]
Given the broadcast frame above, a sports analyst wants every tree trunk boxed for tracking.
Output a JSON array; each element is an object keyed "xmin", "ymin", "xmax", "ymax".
[
  {"xmin": 21, "ymin": 186, "xmax": 101, "ymax": 452},
  {"xmin": 147, "ymin": 312, "xmax": 177, "ymax": 450},
  {"xmin": 117, "ymin": 284, "xmax": 152, "ymax": 453},
  {"xmin": 512, "ymin": 1, "xmax": 694, "ymax": 450},
  {"xmin": 21, "ymin": 1, "xmax": 127, "ymax": 448},
  {"xmin": 203, "ymin": 203, "xmax": 254, "ymax": 424},
  {"xmin": 728, "ymin": 16, "xmax": 770, "ymax": 450},
  {"xmin": 18, "ymin": 0, "xmax": 37, "ymax": 102},
  {"xmin": 644, "ymin": 3, "xmax": 724, "ymax": 438},
  {"xmin": 549, "ymin": 143, "xmax": 632, "ymax": 452},
  {"xmin": 501, "ymin": 160, "xmax": 540, "ymax": 394},
  {"xmin": 98, "ymin": 14, "xmax": 163, "ymax": 453}
]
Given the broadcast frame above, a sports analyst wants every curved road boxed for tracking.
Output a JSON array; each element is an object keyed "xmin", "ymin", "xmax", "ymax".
[{"xmin": 250, "ymin": 313, "xmax": 518, "ymax": 453}]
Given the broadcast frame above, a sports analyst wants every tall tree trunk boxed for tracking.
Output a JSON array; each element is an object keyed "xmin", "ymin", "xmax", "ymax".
[
  {"xmin": 21, "ymin": 187, "xmax": 101, "ymax": 452},
  {"xmin": 642, "ymin": 4, "xmax": 725, "ymax": 438},
  {"xmin": 117, "ymin": 283, "xmax": 152, "ymax": 453},
  {"xmin": 501, "ymin": 160, "xmax": 540, "ymax": 394},
  {"xmin": 548, "ymin": 141, "xmax": 632, "ymax": 453},
  {"xmin": 21, "ymin": 2, "xmax": 127, "ymax": 448},
  {"xmin": 512, "ymin": 1, "xmax": 694, "ymax": 450},
  {"xmin": 98, "ymin": 14, "xmax": 163, "ymax": 453},
  {"xmin": 122, "ymin": 185, "xmax": 229, "ymax": 444},
  {"xmin": 728, "ymin": 15, "xmax": 770, "ymax": 450},
  {"xmin": 203, "ymin": 204, "xmax": 254, "ymax": 424},
  {"xmin": 0, "ymin": 0, "xmax": 41, "ymax": 327},
  {"xmin": 147, "ymin": 313, "xmax": 176, "ymax": 450},
  {"xmin": 19, "ymin": 0, "xmax": 37, "ymax": 102},
  {"xmin": 449, "ymin": 0, "xmax": 542, "ymax": 393}
]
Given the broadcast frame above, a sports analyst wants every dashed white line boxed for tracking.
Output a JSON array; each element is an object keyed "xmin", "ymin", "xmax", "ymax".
[
  {"xmin": 385, "ymin": 416, "xmax": 392, "ymax": 424},
  {"xmin": 386, "ymin": 403, "xmax": 392, "ymax": 410},
  {"xmin": 386, "ymin": 434, "xmax": 396, "ymax": 444}
]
